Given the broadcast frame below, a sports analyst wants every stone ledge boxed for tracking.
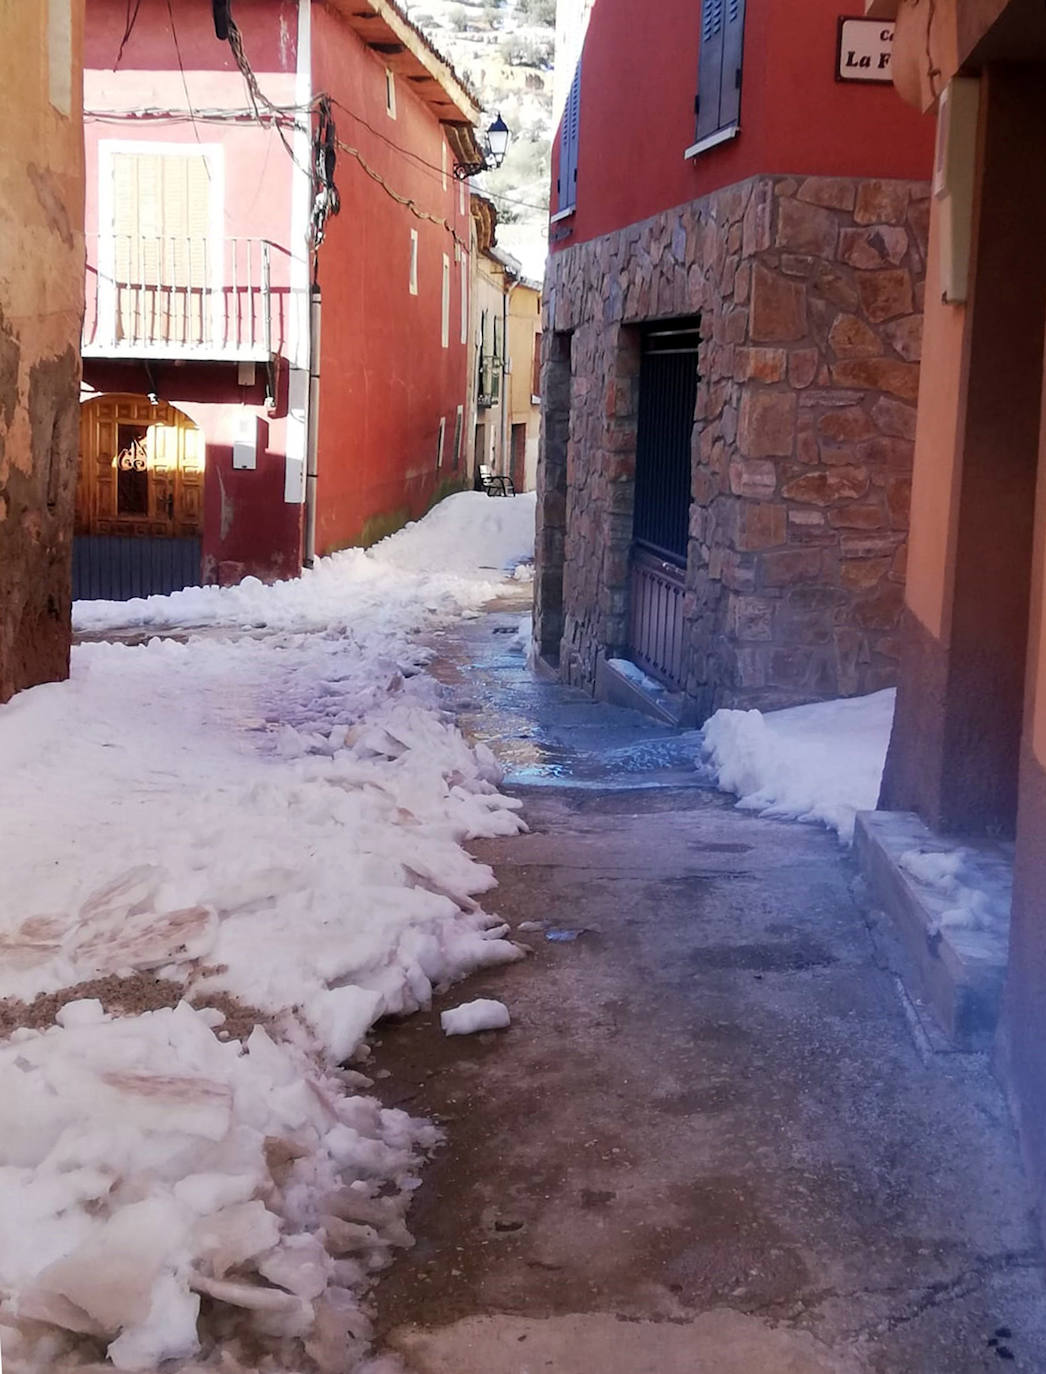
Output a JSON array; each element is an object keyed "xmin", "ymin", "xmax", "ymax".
[
  {"xmin": 854, "ymin": 810, "xmax": 1012, "ymax": 1049},
  {"xmin": 594, "ymin": 655, "xmax": 687, "ymax": 726}
]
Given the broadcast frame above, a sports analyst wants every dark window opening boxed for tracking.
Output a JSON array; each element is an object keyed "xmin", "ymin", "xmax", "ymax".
[
  {"xmin": 116, "ymin": 422, "xmax": 150, "ymax": 516},
  {"xmin": 632, "ymin": 320, "xmax": 701, "ymax": 566}
]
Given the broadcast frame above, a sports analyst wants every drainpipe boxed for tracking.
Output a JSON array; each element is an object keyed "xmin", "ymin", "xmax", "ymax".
[{"xmin": 304, "ymin": 282, "xmax": 322, "ymax": 566}]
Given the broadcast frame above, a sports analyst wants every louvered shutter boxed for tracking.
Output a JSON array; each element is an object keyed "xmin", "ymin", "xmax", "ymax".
[
  {"xmin": 695, "ymin": 0, "xmax": 725, "ymax": 142},
  {"xmin": 557, "ymin": 60, "xmax": 581, "ymax": 213},
  {"xmin": 718, "ymin": 0, "xmax": 746, "ymax": 132}
]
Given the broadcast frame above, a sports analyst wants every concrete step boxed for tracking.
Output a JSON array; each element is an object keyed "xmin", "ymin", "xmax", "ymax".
[{"xmin": 854, "ymin": 810, "xmax": 1013, "ymax": 1049}]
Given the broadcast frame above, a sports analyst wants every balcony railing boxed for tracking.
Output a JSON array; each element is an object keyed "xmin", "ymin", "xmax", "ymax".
[{"xmin": 84, "ymin": 234, "xmax": 274, "ymax": 361}]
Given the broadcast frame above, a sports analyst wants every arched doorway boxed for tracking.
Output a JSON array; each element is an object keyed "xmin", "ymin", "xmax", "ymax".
[{"xmin": 75, "ymin": 394, "xmax": 205, "ymax": 600}]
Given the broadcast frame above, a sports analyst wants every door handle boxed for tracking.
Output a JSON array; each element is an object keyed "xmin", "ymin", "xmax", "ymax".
[{"xmin": 165, "ymin": 492, "xmax": 174, "ymax": 519}]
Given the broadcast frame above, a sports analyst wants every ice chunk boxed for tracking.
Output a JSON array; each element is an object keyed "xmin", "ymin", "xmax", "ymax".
[
  {"xmin": 258, "ymin": 1234, "xmax": 332, "ymax": 1300},
  {"xmin": 440, "ymin": 999, "xmax": 511, "ymax": 1036},
  {"xmin": 106, "ymin": 1272, "xmax": 200, "ymax": 1372},
  {"xmin": 55, "ymin": 998, "xmax": 106, "ymax": 1028},
  {"xmin": 309, "ymin": 986, "xmax": 386, "ymax": 1063},
  {"xmin": 191, "ymin": 1200, "xmax": 281, "ymax": 1278}
]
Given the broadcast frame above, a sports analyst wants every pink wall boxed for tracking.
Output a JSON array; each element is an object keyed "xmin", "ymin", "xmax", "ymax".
[
  {"xmin": 310, "ymin": 5, "xmax": 472, "ymax": 551},
  {"xmin": 83, "ymin": 0, "xmax": 304, "ymax": 581},
  {"xmin": 553, "ymin": 0, "xmax": 935, "ymax": 252}
]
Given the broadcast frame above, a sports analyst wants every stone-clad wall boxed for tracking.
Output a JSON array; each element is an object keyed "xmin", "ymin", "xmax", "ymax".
[{"xmin": 536, "ymin": 173, "xmax": 929, "ymax": 717}]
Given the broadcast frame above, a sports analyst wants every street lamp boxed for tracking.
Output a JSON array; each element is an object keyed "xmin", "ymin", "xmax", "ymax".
[{"xmin": 454, "ymin": 113, "xmax": 511, "ymax": 180}]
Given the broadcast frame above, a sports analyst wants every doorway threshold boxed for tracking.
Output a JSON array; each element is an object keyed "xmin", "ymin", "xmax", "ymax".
[{"xmin": 595, "ymin": 655, "xmax": 687, "ymax": 727}]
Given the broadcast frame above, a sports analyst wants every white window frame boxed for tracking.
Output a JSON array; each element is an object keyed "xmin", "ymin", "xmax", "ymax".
[
  {"xmin": 436, "ymin": 414, "xmax": 446, "ymax": 468},
  {"xmin": 96, "ymin": 139, "xmax": 225, "ymax": 354},
  {"xmin": 454, "ymin": 403, "xmax": 464, "ymax": 466},
  {"xmin": 385, "ymin": 69, "xmax": 397, "ymax": 118},
  {"xmin": 441, "ymin": 253, "xmax": 451, "ymax": 349},
  {"xmin": 459, "ymin": 247, "xmax": 468, "ymax": 345},
  {"xmin": 409, "ymin": 228, "xmax": 419, "ymax": 295}
]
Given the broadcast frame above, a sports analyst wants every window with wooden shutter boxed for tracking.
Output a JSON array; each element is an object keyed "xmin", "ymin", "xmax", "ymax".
[
  {"xmin": 694, "ymin": 0, "xmax": 745, "ymax": 149},
  {"xmin": 556, "ymin": 59, "xmax": 581, "ymax": 215},
  {"xmin": 111, "ymin": 151, "xmax": 213, "ymax": 345}
]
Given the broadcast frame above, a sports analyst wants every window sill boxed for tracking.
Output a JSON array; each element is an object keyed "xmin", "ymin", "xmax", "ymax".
[
  {"xmin": 684, "ymin": 124, "xmax": 740, "ymax": 160},
  {"xmin": 549, "ymin": 205, "xmax": 576, "ymax": 224}
]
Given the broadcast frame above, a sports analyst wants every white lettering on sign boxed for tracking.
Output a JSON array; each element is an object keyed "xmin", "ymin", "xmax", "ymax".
[{"xmin": 837, "ymin": 17, "xmax": 894, "ymax": 84}]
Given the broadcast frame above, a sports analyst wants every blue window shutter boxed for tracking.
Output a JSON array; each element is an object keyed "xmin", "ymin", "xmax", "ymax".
[
  {"xmin": 558, "ymin": 59, "xmax": 581, "ymax": 212},
  {"xmin": 719, "ymin": 0, "xmax": 746, "ymax": 131},
  {"xmin": 695, "ymin": 0, "xmax": 725, "ymax": 142}
]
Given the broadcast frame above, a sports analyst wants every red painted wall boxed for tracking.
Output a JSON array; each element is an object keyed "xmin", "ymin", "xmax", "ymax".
[
  {"xmin": 552, "ymin": 0, "xmax": 935, "ymax": 252},
  {"xmin": 84, "ymin": 0, "xmax": 303, "ymax": 582},
  {"xmin": 311, "ymin": 5, "xmax": 471, "ymax": 551}
]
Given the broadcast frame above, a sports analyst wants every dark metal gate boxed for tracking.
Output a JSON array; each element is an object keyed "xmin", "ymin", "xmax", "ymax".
[
  {"xmin": 72, "ymin": 535, "xmax": 203, "ymax": 602},
  {"xmin": 627, "ymin": 319, "xmax": 700, "ymax": 691}
]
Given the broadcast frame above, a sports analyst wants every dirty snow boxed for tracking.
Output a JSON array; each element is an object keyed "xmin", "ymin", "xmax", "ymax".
[
  {"xmin": 897, "ymin": 846, "xmax": 1012, "ymax": 957},
  {"xmin": 0, "ymin": 492, "xmax": 535, "ymax": 1371},
  {"xmin": 702, "ymin": 689, "xmax": 895, "ymax": 844},
  {"xmin": 440, "ymin": 999, "xmax": 511, "ymax": 1036}
]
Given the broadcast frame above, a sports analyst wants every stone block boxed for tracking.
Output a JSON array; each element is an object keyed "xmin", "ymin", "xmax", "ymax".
[
  {"xmin": 841, "ymin": 557, "xmax": 892, "ymax": 590},
  {"xmin": 734, "ymin": 346, "xmax": 787, "ymax": 383},
  {"xmin": 750, "ymin": 264, "xmax": 808, "ymax": 343},
  {"xmin": 818, "ymin": 406, "xmax": 877, "ymax": 442},
  {"xmin": 838, "ymin": 226, "xmax": 909, "ymax": 270},
  {"xmin": 721, "ymin": 549, "xmax": 757, "ymax": 592},
  {"xmin": 738, "ymin": 388, "xmax": 797, "ymax": 458},
  {"xmin": 776, "ymin": 197, "xmax": 839, "ymax": 257},
  {"xmin": 855, "ymin": 180, "xmax": 910, "ymax": 225},
  {"xmin": 812, "ymin": 264, "xmax": 860, "ymax": 311},
  {"xmin": 796, "ymin": 409, "xmax": 819, "ymax": 465},
  {"xmin": 727, "ymin": 594, "xmax": 775, "ymax": 641},
  {"xmin": 760, "ymin": 547, "xmax": 823, "ymax": 587},
  {"xmin": 781, "ymin": 466, "xmax": 869, "ymax": 505},
  {"xmin": 891, "ymin": 542, "xmax": 908, "ymax": 579},
  {"xmin": 840, "ymin": 531, "xmax": 902, "ymax": 559},
  {"xmin": 827, "ymin": 503, "xmax": 887, "ymax": 529},
  {"xmin": 872, "ymin": 395, "xmax": 917, "ymax": 438},
  {"xmin": 828, "ymin": 313, "xmax": 883, "ymax": 360},
  {"xmin": 831, "ymin": 358, "xmax": 920, "ymax": 401},
  {"xmin": 884, "ymin": 314, "xmax": 923, "ymax": 361},
  {"xmin": 735, "ymin": 647, "xmax": 768, "ymax": 688},
  {"xmin": 737, "ymin": 502, "xmax": 788, "ymax": 552},
  {"xmin": 857, "ymin": 269, "xmax": 914, "ymax": 323},
  {"xmin": 857, "ymin": 435, "xmax": 915, "ymax": 470},
  {"xmin": 853, "ymin": 583, "xmax": 904, "ymax": 630},
  {"xmin": 729, "ymin": 458, "xmax": 777, "ymax": 499},
  {"xmin": 788, "ymin": 348, "xmax": 820, "ymax": 389},
  {"xmin": 797, "ymin": 177, "xmax": 856, "ymax": 211},
  {"xmin": 769, "ymin": 646, "xmax": 815, "ymax": 685},
  {"xmin": 886, "ymin": 476, "xmax": 912, "ymax": 528}
]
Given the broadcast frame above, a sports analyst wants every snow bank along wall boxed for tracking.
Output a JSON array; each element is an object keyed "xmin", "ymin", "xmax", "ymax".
[
  {"xmin": 0, "ymin": 1, "xmax": 85, "ymax": 702},
  {"xmin": 534, "ymin": 0, "xmax": 935, "ymax": 717}
]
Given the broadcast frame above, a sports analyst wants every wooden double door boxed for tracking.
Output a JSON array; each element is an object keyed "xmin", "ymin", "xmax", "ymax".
[
  {"xmin": 76, "ymin": 393, "xmax": 204, "ymax": 540},
  {"xmin": 74, "ymin": 394, "xmax": 205, "ymax": 601}
]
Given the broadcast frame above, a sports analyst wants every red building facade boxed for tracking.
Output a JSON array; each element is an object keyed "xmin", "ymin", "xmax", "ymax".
[
  {"xmin": 79, "ymin": 0, "xmax": 479, "ymax": 597},
  {"xmin": 534, "ymin": 0, "xmax": 936, "ymax": 719}
]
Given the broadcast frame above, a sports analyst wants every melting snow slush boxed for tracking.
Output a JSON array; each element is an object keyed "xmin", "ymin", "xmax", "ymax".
[{"xmin": 0, "ymin": 493, "xmax": 535, "ymax": 1371}]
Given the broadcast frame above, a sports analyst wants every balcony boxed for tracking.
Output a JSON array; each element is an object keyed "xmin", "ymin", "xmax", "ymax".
[
  {"xmin": 83, "ymin": 234, "xmax": 275, "ymax": 362},
  {"xmin": 477, "ymin": 354, "xmax": 501, "ymax": 409}
]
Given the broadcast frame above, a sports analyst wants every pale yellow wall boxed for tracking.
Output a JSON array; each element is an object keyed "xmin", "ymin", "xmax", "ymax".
[
  {"xmin": 507, "ymin": 283, "xmax": 541, "ymax": 490},
  {"xmin": 901, "ymin": 190, "xmax": 966, "ymax": 642}
]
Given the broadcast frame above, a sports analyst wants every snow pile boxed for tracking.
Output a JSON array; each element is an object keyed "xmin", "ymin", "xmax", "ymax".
[
  {"xmin": 440, "ymin": 999, "xmax": 511, "ymax": 1036},
  {"xmin": 702, "ymin": 690, "xmax": 895, "ymax": 844},
  {"xmin": 0, "ymin": 491, "xmax": 536, "ymax": 1370},
  {"xmin": 73, "ymin": 491, "xmax": 536, "ymax": 636},
  {"xmin": 897, "ymin": 847, "xmax": 1012, "ymax": 954},
  {"xmin": 0, "ymin": 1001, "xmax": 435, "ymax": 1372}
]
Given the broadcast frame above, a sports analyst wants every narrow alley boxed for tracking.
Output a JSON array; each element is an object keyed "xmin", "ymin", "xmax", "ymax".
[{"xmin": 368, "ymin": 594, "xmax": 1046, "ymax": 1374}]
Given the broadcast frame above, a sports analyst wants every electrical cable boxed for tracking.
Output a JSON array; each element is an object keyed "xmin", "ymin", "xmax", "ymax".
[{"xmin": 115, "ymin": 0, "xmax": 144, "ymax": 68}]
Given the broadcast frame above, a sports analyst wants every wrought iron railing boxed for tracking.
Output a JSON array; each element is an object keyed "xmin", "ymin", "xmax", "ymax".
[
  {"xmin": 83, "ymin": 234, "xmax": 274, "ymax": 361},
  {"xmin": 628, "ymin": 546, "xmax": 688, "ymax": 692}
]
